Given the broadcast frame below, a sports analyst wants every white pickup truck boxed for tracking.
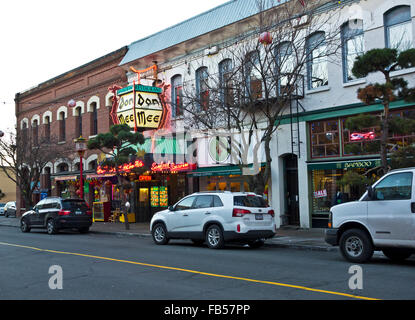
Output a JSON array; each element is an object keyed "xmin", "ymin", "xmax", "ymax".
[{"xmin": 325, "ymin": 167, "xmax": 415, "ymax": 263}]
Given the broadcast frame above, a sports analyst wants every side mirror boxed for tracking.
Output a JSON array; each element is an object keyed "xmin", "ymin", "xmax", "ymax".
[
  {"xmin": 168, "ymin": 205, "xmax": 174, "ymax": 211},
  {"xmin": 366, "ymin": 186, "xmax": 374, "ymax": 200}
]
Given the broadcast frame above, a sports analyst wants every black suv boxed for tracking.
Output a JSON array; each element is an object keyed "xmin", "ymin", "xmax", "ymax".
[{"xmin": 20, "ymin": 197, "xmax": 92, "ymax": 234}]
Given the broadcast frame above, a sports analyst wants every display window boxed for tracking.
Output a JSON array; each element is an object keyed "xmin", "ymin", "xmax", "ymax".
[
  {"xmin": 310, "ymin": 120, "xmax": 340, "ymax": 158},
  {"xmin": 310, "ymin": 107, "xmax": 415, "ymax": 159}
]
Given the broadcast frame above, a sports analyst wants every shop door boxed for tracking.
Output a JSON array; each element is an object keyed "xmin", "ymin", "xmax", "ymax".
[
  {"xmin": 138, "ymin": 187, "xmax": 151, "ymax": 222},
  {"xmin": 284, "ymin": 154, "xmax": 300, "ymax": 226}
]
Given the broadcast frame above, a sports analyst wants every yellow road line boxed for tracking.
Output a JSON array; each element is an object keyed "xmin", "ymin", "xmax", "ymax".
[{"xmin": 0, "ymin": 241, "xmax": 380, "ymax": 300}]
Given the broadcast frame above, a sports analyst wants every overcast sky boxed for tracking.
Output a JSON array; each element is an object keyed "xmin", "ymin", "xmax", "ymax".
[{"xmin": 0, "ymin": 0, "xmax": 228, "ymax": 134}]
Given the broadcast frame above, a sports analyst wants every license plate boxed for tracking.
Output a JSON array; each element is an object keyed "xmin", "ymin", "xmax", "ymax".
[
  {"xmin": 255, "ymin": 214, "xmax": 263, "ymax": 220},
  {"xmin": 75, "ymin": 210, "xmax": 82, "ymax": 215}
]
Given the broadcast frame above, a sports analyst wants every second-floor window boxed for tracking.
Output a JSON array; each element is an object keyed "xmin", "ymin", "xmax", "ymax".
[
  {"xmin": 245, "ymin": 51, "xmax": 262, "ymax": 99},
  {"xmin": 341, "ymin": 19, "xmax": 365, "ymax": 82},
  {"xmin": 196, "ymin": 67, "xmax": 209, "ymax": 110},
  {"xmin": 90, "ymin": 103, "xmax": 98, "ymax": 136},
  {"xmin": 277, "ymin": 41, "xmax": 295, "ymax": 94},
  {"xmin": 384, "ymin": 5, "xmax": 412, "ymax": 52},
  {"xmin": 306, "ymin": 32, "xmax": 328, "ymax": 90},
  {"xmin": 219, "ymin": 59, "xmax": 234, "ymax": 106},
  {"xmin": 32, "ymin": 119, "xmax": 38, "ymax": 146},
  {"xmin": 59, "ymin": 111, "xmax": 66, "ymax": 142},
  {"xmin": 44, "ymin": 116, "xmax": 51, "ymax": 142},
  {"xmin": 171, "ymin": 75, "xmax": 183, "ymax": 118},
  {"xmin": 75, "ymin": 106, "xmax": 82, "ymax": 138}
]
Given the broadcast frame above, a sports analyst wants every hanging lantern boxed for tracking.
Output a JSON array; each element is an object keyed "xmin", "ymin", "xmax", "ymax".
[{"xmin": 259, "ymin": 31, "xmax": 272, "ymax": 46}]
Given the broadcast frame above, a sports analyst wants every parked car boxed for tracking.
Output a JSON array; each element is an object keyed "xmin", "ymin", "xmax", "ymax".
[
  {"xmin": 0, "ymin": 203, "xmax": 6, "ymax": 215},
  {"xmin": 20, "ymin": 197, "xmax": 92, "ymax": 235},
  {"xmin": 150, "ymin": 192, "xmax": 276, "ymax": 249},
  {"xmin": 325, "ymin": 167, "xmax": 415, "ymax": 263},
  {"xmin": 4, "ymin": 201, "xmax": 16, "ymax": 217}
]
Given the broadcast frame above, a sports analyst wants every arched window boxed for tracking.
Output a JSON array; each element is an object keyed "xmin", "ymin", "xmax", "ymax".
[
  {"xmin": 59, "ymin": 111, "xmax": 66, "ymax": 142},
  {"xmin": 32, "ymin": 119, "xmax": 39, "ymax": 146},
  {"xmin": 306, "ymin": 31, "xmax": 328, "ymax": 90},
  {"xmin": 44, "ymin": 116, "xmax": 51, "ymax": 142},
  {"xmin": 276, "ymin": 42, "xmax": 295, "ymax": 94},
  {"xmin": 57, "ymin": 163, "xmax": 69, "ymax": 173},
  {"xmin": 196, "ymin": 67, "xmax": 209, "ymax": 110},
  {"xmin": 219, "ymin": 59, "xmax": 233, "ymax": 106},
  {"xmin": 90, "ymin": 102, "xmax": 98, "ymax": 136},
  {"xmin": 88, "ymin": 160, "xmax": 97, "ymax": 171},
  {"xmin": 75, "ymin": 106, "xmax": 82, "ymax": 138},
  {"xmin": 171, "ymin": 74, "xmax": 183, "ymax": 118},
  {"xmin": 245, "ymin": 51, "xmax": 262, "ymax": 99},
  {"xmin": 384, "ymin": 5, "xmax": 412, "ymax": 52},
  {"xmin": 341, "ymin": 19, "xmax": 364, "ymax": 82}
]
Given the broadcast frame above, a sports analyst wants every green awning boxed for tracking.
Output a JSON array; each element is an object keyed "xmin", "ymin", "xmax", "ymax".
[
  {"xmin": 128, "ymin": 138, "xmax": 184, "ymax": 154},
  {"xmin": 307, "ymin": 159, "xmax": 381, "ymax": 170},
  {"xmin": 188, "ymin": 165, "xmax": 242, "ymax": 177}
]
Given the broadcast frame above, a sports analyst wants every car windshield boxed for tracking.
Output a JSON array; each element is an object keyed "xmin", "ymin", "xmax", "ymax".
[
  {"xmin": 62, "ymin": 200, "xmax": 89, "ymax": 211},
  {"xmin": 233, "ymin": 196, "xmax": 268, "ymax": 208}
]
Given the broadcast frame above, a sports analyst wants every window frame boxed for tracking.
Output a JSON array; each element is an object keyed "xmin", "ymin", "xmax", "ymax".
[
  {"xmin": 196, "ymin": 67, "xmax": 209, "ymax": 111},
  {"xmin": 384, "ymin": 5, "xmax": 412, "ymax": 52},
  {"xmin": 341, "ymin": 20, "xmax": 365, "ymax": 83},
  {"xmin": 171, "ymin": 74, "xmax": 183, "ymax": 118},
  {"xmin": 306, "ymin": 31, "xmax": 329, "ymax": 90}
]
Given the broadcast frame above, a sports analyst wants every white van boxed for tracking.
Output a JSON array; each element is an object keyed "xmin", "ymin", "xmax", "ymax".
[{"xmin": 325, "ymin": 167, "xmax": 415, "ymax": 263}]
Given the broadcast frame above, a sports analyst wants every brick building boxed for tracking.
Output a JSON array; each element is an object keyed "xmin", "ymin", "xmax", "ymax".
[{"xmin": 15, "ymin": 47, "xmax": 128, "ymax": 214}]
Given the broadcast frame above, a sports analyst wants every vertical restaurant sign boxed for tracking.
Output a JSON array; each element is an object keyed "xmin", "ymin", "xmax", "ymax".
[{"xmin": 110, "ymin": 84, "xmax": 167, "ymax": 130}]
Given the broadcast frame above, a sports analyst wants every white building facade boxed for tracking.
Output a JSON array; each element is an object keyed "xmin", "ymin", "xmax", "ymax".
[{"xmin": 118, "ymin": 0, "xmax": 415, "ymax": 228}]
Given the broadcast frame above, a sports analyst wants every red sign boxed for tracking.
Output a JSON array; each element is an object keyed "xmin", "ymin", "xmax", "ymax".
[
  {"xmin": 151, "ymin": 162, "xmax": 196, "ymax": 173},
  {"xmin": 350, "ymin": 132, "xmax": 376, "ymax": 141},
  {"xmin": 96, "ymin": 160, "xmax": 145, "ymax": 174},
  {"xmin": 139, "ymin": 175, "xmax": 152, "ymax": 181}
]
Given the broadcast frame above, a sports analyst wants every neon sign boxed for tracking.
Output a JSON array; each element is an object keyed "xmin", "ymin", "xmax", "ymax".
[
  {"xmin": 350, "ymin": 131, "xmax": 376, "ymax": 141},
  {"xmin": 151, "ymin": 162, "xmax": 196, "ymax": 173},
  {"xmin": 96, "ymin": 160, "xmax": 145, "ymax": 174}
]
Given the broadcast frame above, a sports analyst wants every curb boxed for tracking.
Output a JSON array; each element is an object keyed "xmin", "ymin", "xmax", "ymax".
[{"xmin": 0, "ymin": 221, "xmax": 336, "ymax": 252}]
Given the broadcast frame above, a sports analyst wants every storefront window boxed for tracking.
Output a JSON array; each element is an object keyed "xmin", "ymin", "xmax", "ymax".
[
  {"xmin": 342, "ymin": 118, "xmax": 381, "ymax": 156},
  {"xmin": 310, "ymin": 120, "xmax": 340, "ymax": 158}
]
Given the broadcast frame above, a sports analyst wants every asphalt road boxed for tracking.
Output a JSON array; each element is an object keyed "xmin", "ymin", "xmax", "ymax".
[{"xmin": 0, "ymin": 225, "xmax": 414, "ymax": 302}]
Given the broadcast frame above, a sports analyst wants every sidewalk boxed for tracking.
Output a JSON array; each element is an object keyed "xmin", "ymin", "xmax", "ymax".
[{"xmin": 0, "ymin": 216, "xmax": 337, "ymax": 252}]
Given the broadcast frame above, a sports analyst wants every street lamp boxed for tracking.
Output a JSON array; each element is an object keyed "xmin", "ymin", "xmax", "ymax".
[{"xmin": 74, "ymin": 136, "xmax": 87, "ymax": 199}]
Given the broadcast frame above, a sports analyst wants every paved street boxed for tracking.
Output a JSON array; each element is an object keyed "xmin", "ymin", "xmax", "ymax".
[{"xmin": 1, "ymin": 225, "xmax": 414, "ymax": 302}]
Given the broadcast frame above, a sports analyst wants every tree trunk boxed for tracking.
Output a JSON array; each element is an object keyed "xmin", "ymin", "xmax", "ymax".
[
  {"xmin": 117, "ymin": 174, "xmax": 130, "ymax": 230},
  {"xmin": 380, "ymin": 103, "xmax": 390, "ymax": 175}
]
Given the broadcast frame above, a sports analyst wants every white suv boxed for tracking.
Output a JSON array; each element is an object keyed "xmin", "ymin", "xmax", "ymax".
[
  {"xmin": 326, "ymin": 167, "xmax": 415, "ymax": 263},
  {"xmin": 150, "ymin": 192, "xmax": 276, "ymax": 249}
]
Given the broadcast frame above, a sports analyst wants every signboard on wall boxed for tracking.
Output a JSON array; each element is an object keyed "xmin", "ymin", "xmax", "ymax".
[{"xmin": 110, "ymin": 83, "xmax": 169, "ymax": 131}]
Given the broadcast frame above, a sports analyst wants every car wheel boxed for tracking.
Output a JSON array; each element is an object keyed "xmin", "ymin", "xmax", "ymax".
[
  {"xmin": 339, "ymin": 229, "xmax": 374, "ymax": 263},
  {"xmin": 47, "ymin": 219, "xmax": 58, "ymax": 235},
  {"xmin": 152, "ymin": 223, "xmax": 169, "ymax": 245},
  {"xmin": 4, "ymin": 211, "xmax": 8, "ymax": 218},
  {"xmin": 248, "ymin": 239, "xmax": 265, "ymax": 248},
  {"xmin": 20, "ymin": 219, "xmax": 30, "ymax": 233},
  {"xmin": 205, "ymin": 225, "xmax": 224, "ymax": 249},
  {"xmin": 78, "ymin": 227, "xmax": 89, "ymax": 234},
  {"xmin": 382, "ymin": 248, "xmax": 412, "ymax": 261}
]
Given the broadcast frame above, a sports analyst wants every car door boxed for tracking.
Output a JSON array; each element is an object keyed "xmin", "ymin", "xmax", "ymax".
[
  {"xmin": 367, "ymin": 171, "xmax": 415, "ymax": 243},
  {"xmin": 166, "ymin": 196, "xmax": 197, "ymax": 234},
  {"xmin": 180, "ymin": 195, "xmax": 214, "ymax": 233},
  {"xmin": 31, "ymin": 200, "xmax": 46, "ymax": 226}
]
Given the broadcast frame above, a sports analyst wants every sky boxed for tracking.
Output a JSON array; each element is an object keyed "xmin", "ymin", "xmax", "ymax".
[{"xmin": 0, "ymin": 0, "xmax": 229, "ymax": 134}]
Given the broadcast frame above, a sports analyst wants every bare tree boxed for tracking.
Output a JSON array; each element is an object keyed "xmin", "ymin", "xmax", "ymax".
[
  {"xmin": 180, "ymin": 0, "xmax": 344, "ymax": 194},
  {"xmin": 0, "ymin": 127, "xmax": 72, "ymax": 211}
]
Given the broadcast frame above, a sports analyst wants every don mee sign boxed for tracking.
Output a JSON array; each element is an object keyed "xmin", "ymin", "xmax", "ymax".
[{"xmin": 111, "ymin": 84, "xmax": 167, "ymax": 130}]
